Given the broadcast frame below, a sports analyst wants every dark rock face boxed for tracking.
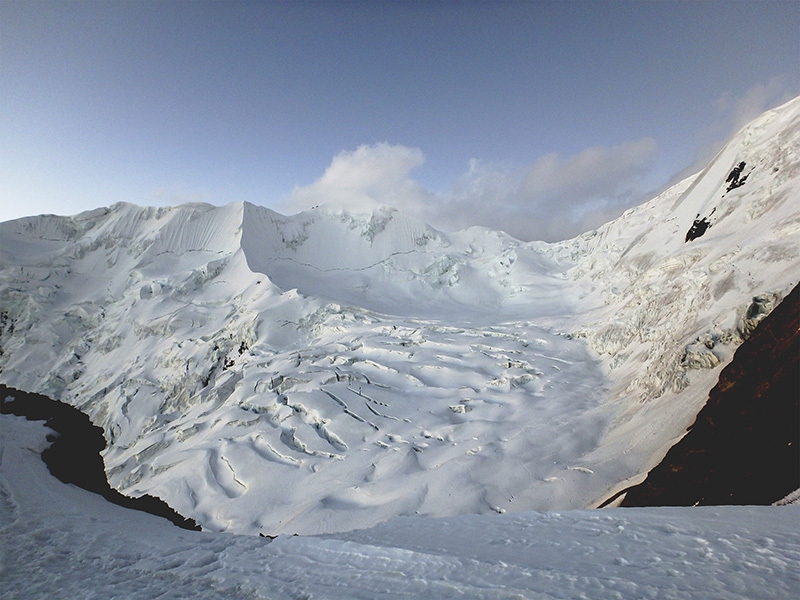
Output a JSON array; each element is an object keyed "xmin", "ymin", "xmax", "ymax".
[
  {"xmin": 0, "ymin": 385, "xmax": 201, "ymax": 530},
  {"xmin": 621, "ymin": 284, "xmax": 799, "ymax": 507}
]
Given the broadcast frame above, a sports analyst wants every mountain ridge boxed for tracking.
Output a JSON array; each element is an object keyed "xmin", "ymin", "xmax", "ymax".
[{"xmin": 1, "ymin": 95, "xmax": 798, "ymax": 534}]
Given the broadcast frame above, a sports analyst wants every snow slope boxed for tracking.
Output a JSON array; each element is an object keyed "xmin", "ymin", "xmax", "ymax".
[
  {"xmin": 554, "ymin": 95, "xmax": 800, "ymax": 500},
  {"xmin": 0, "ymin": 96, "xmax": 798, "ymax": 535},
  {"xmin": 2, "ymin": 414, "xmax": 798, "ymax": 600}
]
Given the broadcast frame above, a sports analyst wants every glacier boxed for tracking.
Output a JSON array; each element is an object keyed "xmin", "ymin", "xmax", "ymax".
[{"xmin": 1, "ymin": 96, "xmax": 799, "ymax": 538}]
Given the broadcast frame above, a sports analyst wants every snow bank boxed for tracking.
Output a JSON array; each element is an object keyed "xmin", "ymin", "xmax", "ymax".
[{"xmin": 553, "ymin": 95, "xmax": 800, "ymax": 501}]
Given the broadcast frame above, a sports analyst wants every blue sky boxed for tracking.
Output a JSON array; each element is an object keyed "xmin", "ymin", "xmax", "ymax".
[{"xmin": 2, "ymin": 0, "xmax": 798, "ymax": 241}]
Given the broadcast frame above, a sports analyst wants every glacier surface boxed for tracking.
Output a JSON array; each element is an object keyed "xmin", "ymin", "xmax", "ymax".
[{"xmin": 0, "ymin": 96, "xmax": 798, "ymax": 536}]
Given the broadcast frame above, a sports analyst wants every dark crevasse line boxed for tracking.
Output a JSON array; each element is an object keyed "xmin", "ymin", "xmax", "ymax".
[
  {"xmin": 615, "ymin": 283, "xmax": 799, "ymax": 508},
  {"xmin": 0, "ymin": 384, "xmax": 201, "ymax": 531}
]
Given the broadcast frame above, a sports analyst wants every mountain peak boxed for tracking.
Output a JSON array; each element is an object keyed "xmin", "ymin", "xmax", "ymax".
[{"xmin": 1, "ymin": 98, "xmax": 799, "ymax": 535}]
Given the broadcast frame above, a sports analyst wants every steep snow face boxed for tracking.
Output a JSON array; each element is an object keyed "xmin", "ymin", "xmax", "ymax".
[
  {"xmin": 548, "ymin": 96, "xmax": 800, "ymax": 498},
  {"xmin": 0, "ymin": 96, "xmax": 799, "ymax": 534}
]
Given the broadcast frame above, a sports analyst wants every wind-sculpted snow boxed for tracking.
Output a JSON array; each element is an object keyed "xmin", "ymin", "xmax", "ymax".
[{"xmin": 0, "ymin": 96, "xmax": 799, "ymax": 534}]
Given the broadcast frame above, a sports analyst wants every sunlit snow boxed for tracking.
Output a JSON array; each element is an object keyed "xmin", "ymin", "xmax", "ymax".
[
  {"xmin": 1, "ymin": 96, "xmax": 799, "ymax": 537},
  {"xmin": 0, "ymin": 96, "xmax": 799, "ymax": 597},
  {"xmin": 2, "ymin": 416, "xmax": 798, "ymax": 599}
]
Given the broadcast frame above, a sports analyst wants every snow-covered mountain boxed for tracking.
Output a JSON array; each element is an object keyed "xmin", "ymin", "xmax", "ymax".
[{"xmin": 1, "ymin": 96, "xmax": 798, "ymax": 535}]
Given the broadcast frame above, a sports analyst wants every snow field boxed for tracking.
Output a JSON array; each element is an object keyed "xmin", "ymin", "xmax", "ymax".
[
  {"xmin": 0, "ymin": 96, "xmax": 799, "ymax": 537},
  {"xmin": 2, "ymin": 415, "xmax": 798, "ymax": 599}
]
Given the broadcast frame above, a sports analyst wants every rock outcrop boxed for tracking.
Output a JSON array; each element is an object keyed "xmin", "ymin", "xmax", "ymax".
[{"xmin": 620, "ymin": 284, "xmax": 799, "ymax": 506}]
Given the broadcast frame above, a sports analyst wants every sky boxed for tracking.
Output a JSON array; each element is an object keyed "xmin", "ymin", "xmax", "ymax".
[{"xmin": 1, "ymin": 0, "xmax": 798, "ymax": 242}]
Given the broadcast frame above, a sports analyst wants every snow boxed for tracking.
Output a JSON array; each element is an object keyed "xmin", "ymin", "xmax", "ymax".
[
  {"xmin": 1, "ymin": 96, "xmax": 799, "ymax": 596},
  {"xmin": 549, "ymin": 95, "xmax": 800, "ymax": 500},
  {"xmin": 0, "ymin": 96, "xmax": 799, "ymax": 537},
  {"xmin": 2, "ymin": 414, "xmax": 798, "ymax": 599},
  {"xmin": 0, "ymin": 200, "xmax": 617, "ymax": 535}
]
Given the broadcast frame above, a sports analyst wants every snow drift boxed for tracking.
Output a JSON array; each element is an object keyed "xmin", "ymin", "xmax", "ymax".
[{"xmin": 0, "ymin": 96, "xmax": 798, "ymax": 535}]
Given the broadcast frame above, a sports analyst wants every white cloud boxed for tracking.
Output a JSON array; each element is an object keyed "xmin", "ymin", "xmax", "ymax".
[
  {"xmin": 718, "ymin": 76, "xmax": 798, "ymax": 132},
  {"xmin": 282, "ymin": 140, "xmax": 660, "ymax": 242},
  {"xmin": 434, "ymin": 138, "xmax": 659, "ymax": 241},
  {"xmin": 284, "ymin": 143, "xmax": 435, "ymax": 215}
]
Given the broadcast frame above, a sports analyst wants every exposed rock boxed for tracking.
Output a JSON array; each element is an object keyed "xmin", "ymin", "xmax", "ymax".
[
  {"xmin": 620, "ymin": 284, "xmax": 799, "ymax": 506},
  {"xmin": 0, "ymin": 385, "xmax": 201, "ymax": 530}
]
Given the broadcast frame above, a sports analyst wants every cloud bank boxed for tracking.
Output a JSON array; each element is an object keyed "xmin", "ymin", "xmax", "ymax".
[
  {"xmin": 447, "ymin": 138, "xmax": 659, "ymax": 241},
  {"xmin": 283, "ymin": 140, "xmax": 659, "ymax": 242},
  {"xmin": 717, "ymin": 75, "xmax": 799, "ymax": 133},
  {"xmin": 285, "ymin": 144, "xmax": 436, "ymax": 217}
]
